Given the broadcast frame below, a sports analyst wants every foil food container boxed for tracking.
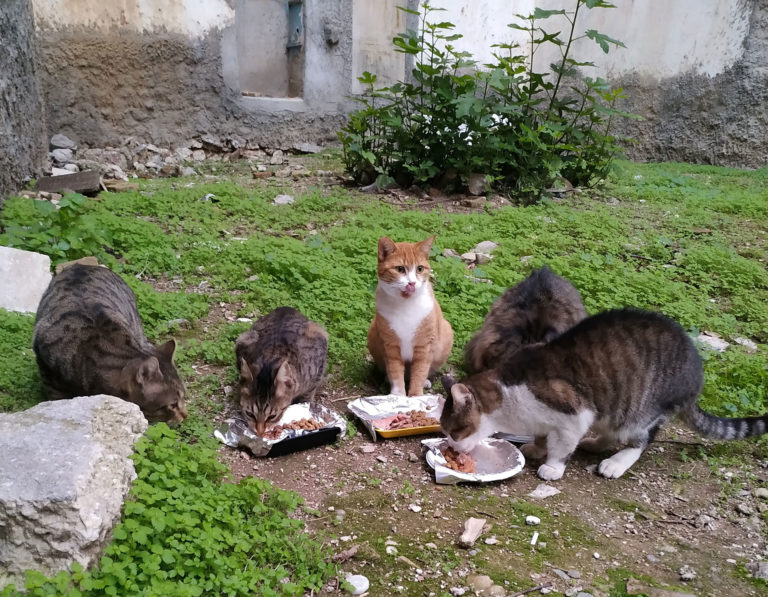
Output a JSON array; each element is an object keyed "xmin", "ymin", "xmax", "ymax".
[
  {"xmin": 214, "ymin": 402, "xmax": 346, "ymax": 457},
  {"xmin": 422, "ymin": 437, "xmax": 525, "ymax": 485},
  {"xmin": 347, "ymin": 394, "xmax": 443, "ymax": 441}
]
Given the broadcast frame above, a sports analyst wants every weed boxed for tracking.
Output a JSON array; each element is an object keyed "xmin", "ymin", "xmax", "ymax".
[
  {"xmin": 340, "ymin": 0, "xmax": 632, "ymax": 199},
  {"xmin": 0, "ymin": 310, "xmax": 44, "ymax": 411},
  {"xmin": 0, "ymin": 424, "xmax": 337, "ymax": 596}
]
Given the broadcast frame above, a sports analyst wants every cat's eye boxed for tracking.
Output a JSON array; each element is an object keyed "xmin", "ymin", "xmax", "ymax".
[
  {"xmin": 396, "ymin": 266, "xmax": 406, "ymax": 273},
  {"xmin": 417, "ymin": 266, "xmax": 424, "ymax": 273}
]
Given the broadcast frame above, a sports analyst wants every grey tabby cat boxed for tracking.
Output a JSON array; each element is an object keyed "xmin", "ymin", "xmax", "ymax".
[
  {"xmin": 235, "ymin": 307, "xmax": 328, "ymax": 435},
  {"xmin": 33, "ymin": 263, "xmax": 187, "ymax": 423},
  {"xmin": 465, "ymin": 266, "xmax": 587, "ymax": 372},
  {"xmin": 442, "ymin": 308, "xmax": 768, "ymax": 481}
]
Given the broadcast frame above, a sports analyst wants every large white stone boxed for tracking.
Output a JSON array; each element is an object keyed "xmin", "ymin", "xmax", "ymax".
[
  {"xmin": 0, "ymin": 246, "xmax": 52, "ymax": 313},
  {"xmin": 0, "ymin": 395, "xmax": 147, "ymax": 588}
]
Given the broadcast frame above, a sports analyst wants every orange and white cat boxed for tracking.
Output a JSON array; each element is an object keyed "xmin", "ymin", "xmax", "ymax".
[{"xmin": 367, "ymin": 235, "xmax": 454, "ymax": 396}]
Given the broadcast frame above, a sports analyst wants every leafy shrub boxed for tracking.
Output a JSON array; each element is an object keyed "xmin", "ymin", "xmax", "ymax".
[
  {"xmin": 0, "ymin": 194, "xmax": 113, "ymax": 266},
  {"xmin": 339, "ymin": 0, "xmax": 633, "ymax": 200},
  {"xmin": 1, "ymin": 424, "xmax": 337, "ymax": 596}
]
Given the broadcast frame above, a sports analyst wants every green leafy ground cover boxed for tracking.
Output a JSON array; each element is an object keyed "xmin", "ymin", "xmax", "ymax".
[{"xmin": 1, "ymin": 157, "xmax": 767, "ymax": 594}]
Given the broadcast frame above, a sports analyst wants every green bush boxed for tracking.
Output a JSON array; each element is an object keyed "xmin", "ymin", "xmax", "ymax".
[
  {"xmin": 0, "ymin": 194, "xmax": 114, "ymax": 266},
  {"xmin": 1, "ymin": 425, "xmax": 336, "ymax": 597},
  {"xmin": 339, "ymin": 0, "xmax": 633, "ymax": 200}
]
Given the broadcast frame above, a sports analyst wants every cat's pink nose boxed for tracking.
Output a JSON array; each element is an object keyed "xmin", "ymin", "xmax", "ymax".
[{"xmin": 405, "ymin": 282, "xmax": 416, "ymax": 293}]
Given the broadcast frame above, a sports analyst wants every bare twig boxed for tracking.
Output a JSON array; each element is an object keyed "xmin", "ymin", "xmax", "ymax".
[
  {"xmin": 509, "ymin": 582, "xmax": 553, "ymax": 597},
  {"xmin": 476, "ymin": 510, "xmax": 499, "ymax": 520},
  {"xmin": 331, "ymin": 395, "xmax": 360, "ymax": 403}
]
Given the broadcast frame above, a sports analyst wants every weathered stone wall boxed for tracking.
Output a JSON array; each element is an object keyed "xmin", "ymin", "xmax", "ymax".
[{"xmin": 0, "ymin": 0, "xmax": 46, "ymax": 202}]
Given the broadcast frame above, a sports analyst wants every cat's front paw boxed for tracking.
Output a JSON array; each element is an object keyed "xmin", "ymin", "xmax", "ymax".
[
  {"xmin": 521, "ymin": 442, "xmax": 547, "ymax": 461},
  {"xmin": 597, "ymin": 455, "xmax": 631, "ymax": 479},
  {"xmin": 537, "ymin": 463, "xmax": 565, "ymax": 481}
]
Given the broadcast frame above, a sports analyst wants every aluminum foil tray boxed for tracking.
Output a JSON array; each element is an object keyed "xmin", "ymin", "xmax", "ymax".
[
  {"xmin": 422, "ymin": 437, "xmax": 525, "ymax": 485},
  {"xmin": 214, "ymin": 402, "xmax": 346, "ymax": 457},
  {"xmin": 347, "ymin": 394, "xmax": 443, "ymax": 441}
]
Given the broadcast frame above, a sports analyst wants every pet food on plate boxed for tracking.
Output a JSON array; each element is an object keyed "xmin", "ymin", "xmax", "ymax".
[
  {"xmin": 263, "ymin": 417, "xmax": 324, "ymax": 440},
  {"xmin": 442, "ymin": 446, "xmax": 476, "ymax": 473},
  {"xmin": 373, "ymin": 410, "xmax": 439, "ymax": 430}
]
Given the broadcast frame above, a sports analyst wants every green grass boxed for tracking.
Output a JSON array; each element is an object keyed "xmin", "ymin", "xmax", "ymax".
[{"xmin": 1, "ymin": 157, "xmax": 767, "ymax": 594}]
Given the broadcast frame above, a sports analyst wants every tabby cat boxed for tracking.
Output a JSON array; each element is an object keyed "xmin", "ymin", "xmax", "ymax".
[
  {"xmin": 465, "ymin": 266, "xmax": 587, "ymax": 372},
  {"xmin": 441, "ymin": 308, "xmax": 768, "ymax": 480},
  {"xmin": 33, "ymin": 263, "xmax": 187, "ymax": 423},
  {"xmin": 367, "ymin": 235, "xmax": 454, "ymax": 396},
  {"xmin": 235, "ymin": 307, "xmax": 328, "ymax": 435}
]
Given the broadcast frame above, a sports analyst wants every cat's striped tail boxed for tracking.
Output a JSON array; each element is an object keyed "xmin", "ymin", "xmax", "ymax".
[{"xmin": 682, "ymin": 402, "xmax": 768, "ymax": 440}]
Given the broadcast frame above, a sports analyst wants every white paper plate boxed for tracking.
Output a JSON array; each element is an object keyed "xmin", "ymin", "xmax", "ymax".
[{"xmin": 422, "ymin": 437, "xmax": 525, "ymax": 484}]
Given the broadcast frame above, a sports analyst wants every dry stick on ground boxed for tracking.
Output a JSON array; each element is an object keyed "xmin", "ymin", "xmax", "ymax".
[{"xmin": 508, "ymin": 582, "xmax": 553, "ymax": 597}]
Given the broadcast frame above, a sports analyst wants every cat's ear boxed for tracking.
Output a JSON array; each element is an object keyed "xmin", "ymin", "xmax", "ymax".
[
  {"xmin": 378, "ymin": 237, "xmax": 397, "ymax": 261},
  {"xmin": 156, "ymin": 339, "xmax": 176, "ymax": 362},
  {"xmin": 449, "ymin": 383, "xmax": 473, "ymax": 409},
  {"xmin": 417, "ymin": 235, "xmax": 436, "ymax": 258},
  {"xmin": 136, "ymin": 357, "xmax": 162, "ymax": 385},
  {"xmin": 441, "ymin": 374, "xmax": 456, "ymax": 395},
  {"xmin": 239, "ymin": 359, "xmax": 253, "ymax": 384},
  {"xmin": 274, "ymin": 360, "xmax": 297, "ymax": 399}
]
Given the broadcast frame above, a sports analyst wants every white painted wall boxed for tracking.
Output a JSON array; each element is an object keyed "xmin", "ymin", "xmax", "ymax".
[
  {"xmin": 439, "ymin": 0, "xmax": 751, "ymax": 80},
  {"xmin": 351, "ymin": 0, "xmax": 408, "ymax": 94},
  {"xmin": 32, "ymin": 0, "xmax": 234, "ymax": 37}
]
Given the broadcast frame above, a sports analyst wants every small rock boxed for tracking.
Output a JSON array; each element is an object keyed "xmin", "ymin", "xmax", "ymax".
[
  {"xmin": 50, "ymin": 148, "xmax": 74, "ymax": 164},
  {"xmin": 275, "ymin": 166, "xmax": 293, "ymax": 178},
  {"xmin": 449, "ymin": 588, "xmax": 466, "ymax": 597},
  {"xmin": 376, "ymin": 455, "xmax": 387, "ymax": 463},
  {"xmin": 409, "ymin": 504, "xmax": 422, "ymax": 513},
  {"xmin": 553, "ymin": 569, "xmax": 570, "ymax": 581},
  {"xmin": 442, "ymin": 248, "xmax": 461, "ymax": 259},
  {"xmin": 461, "ymin": 197, "xmax": 486, "ymax": 208},
  {"xmin": 525, "ymin": 516, "xmax": 541, "ymax": 526},
  {"xmin": 474, "ymin": 252, "xmax": 493, "ymax": 265},
  {"xmin": 471, "ymin": 241, "xmax": 499, "ymax": 254},
  {"xmin": 646, "ymin": 554, "xmax": 658, "ymax": 563},
  {"xmin": 62, "ymin": 163, "xmax": 79, "ymax": 173},
  {"xmin": 696, "ymin": 331, "xmax": 729, "ymax": 352},
  {"xmin": 736, "ymin": 503, "xmax": 754, "ymax": 516},
  {"xmin": 460, "ymin": 252, "xmax": 477, "ymax": 263},
  {"xmin": 528, "ymin": 484, "xmax": 561, "ymax": 499},
  {"xmin": 567, "ymin": 569, "xmax": 581, "ymax": 579},
  {"xmin": 273, "ymin": 194, "xmax": 295, "ymax": 205},
  {"xmin": 269, "ymin": 149, "xmax": 285, "ymax": 165},
  {"xmin": 345, "ymin": 573, "xmax": 369, "ymax": 595},
  {"xmin": 293, "ymin": 142, "xmax": 322, "ymax": 154},
  {"xmin": 734, "ymin": 337, "xmax": 758, "ymax": 353},
  {"xmin": 466, "ymin": 574, "xmax": 493, "ymax": 591},
  {"xmin": 425, "ymin": 542, "xmax": 438, "ymax": 550},
  {"xmin": 484, "ymin": 536, "xmax": 498, "ymax": 545},
  {"xmin": 678, "ymin": 565, "xmax": 696, "ymax": 581},
  {"xmin": 593, "ymin": 552, "xmax": 600, "ymax": 559},
  {"xmin": 191, "ymin": 149, "xmax": 206, "ymax": 161},
  {"xmin": 181, "ymin": 166, "xmax": 196, "ymax": 177},
  {"xmin": 660, "ymin": 544, "xmax": 678, "ymax": 554},
  {"xmin": 746, "ymin": 561, "xmax": 768, "ymax": 580},
  {"xmin": 754, "ymin": 488, "xmax": 768, "ymax": 499},
  {"xmin": 486, "ymin": 586, "xmax": 506, "ymax": 596},
  {"xmin": 360, "ymin": 444, "xmax": 375, "ymax": 454},
  {"xmin": 694, "ymin": 514, "xmax": 715, "ymax": 528},
  {"xmin": 408, "ymin": 452, "xmax": 419, "ymax": 462},
  {"xmin": 467, "ymin": 173, "xmax": 488, "ymax": 196},
  {"xmin": 520, "ymin": 255, "xmax": 533, "ymax": 264},
  {"xmin": 50, "ymin": 133, "xmax": 77, "ymax": 150},
  {"xmin": 385, "ymin": 545, "xmax": 397, "ymax": 555}
]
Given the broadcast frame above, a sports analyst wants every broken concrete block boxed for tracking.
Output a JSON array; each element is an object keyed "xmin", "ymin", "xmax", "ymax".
[
  {"xmin": 0, "ymin": 246, "xmax": 52, "ymax": 313},
  {"xmin": 37, "ymin": 170, "xmax": 101, "ymax": 195},
  {"xmin": 0, "ymin": 396, "xmax": 147, "ymax": 589}
]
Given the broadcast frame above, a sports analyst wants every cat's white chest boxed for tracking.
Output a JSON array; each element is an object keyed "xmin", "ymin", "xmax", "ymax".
[{"xmin": 376, "ymin": 286, "xmax": 434, "ymax": 361}]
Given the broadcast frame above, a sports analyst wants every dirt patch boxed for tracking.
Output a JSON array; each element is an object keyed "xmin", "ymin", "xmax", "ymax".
[{"xmin": 217, "ymin": 402, "xmax": 768, "ymax": 596}]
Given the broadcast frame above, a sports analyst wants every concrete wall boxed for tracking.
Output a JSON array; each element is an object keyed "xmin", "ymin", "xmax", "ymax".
[
  {"xmin": 27, "ymin": 0, "xmax": 768, "ymax": 167},
  {"xmin": 0, "ymin": 0, "xmax": 46, "ymax": 202},
  {"xmin": 443, "ymin": 0, "xmax": 767, "ymax": 168},
  {"xmin": 33, "ymin": 0, "xmax": 355, "ymax": 149}
]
